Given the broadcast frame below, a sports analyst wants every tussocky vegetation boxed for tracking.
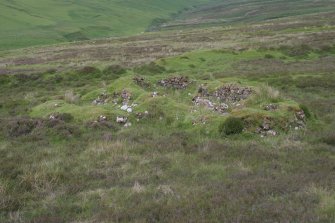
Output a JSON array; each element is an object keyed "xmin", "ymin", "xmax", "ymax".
[{"xmin": 1, "ymin": 1, "xmax": 335, "ymax": 222}]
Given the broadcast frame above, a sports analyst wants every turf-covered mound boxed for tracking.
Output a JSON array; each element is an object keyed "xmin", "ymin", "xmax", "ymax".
[{"xmin": 30, "ymin": 73, "xmax": 307, "ymax": 138}]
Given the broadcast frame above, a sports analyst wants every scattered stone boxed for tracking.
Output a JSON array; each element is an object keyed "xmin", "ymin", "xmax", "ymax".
[
  {"xmin": 124, "ymin": 122, "xmax": 132, "ymax": 128},
  {"xmin": 121, "ymin": 89, "xmax": 131, "ymax": 103},
  {"xmin": 292, "ymin": 110, "xmax": 306, "ymax": 129},
  {"xmin": 133, "ymin": 76, "xmax": 150, "ymax": 88},
  {"xmin": 121, "ymin": 105, "xmax": 128, "ymax": 111},
  {"xmin": 267, "ymin": 130, "xmax": 277, "ymax": 136},
  {"xmin": 214, "ymin": 103, "xmax": 229, "ymax": 113},
  {"xmin": 49, "ymin": 114, "xmax": 57, "ymax": 120},
  {"xmin": 213, "ymin": 85, "xmax": 252, "ymax": 103},
  {"xmin": 116, "ymin": 116, "xmax": 127, "ymax": 124},
  {"xmin": 193, "ymin": 97, "xmax": 214, "ymax": 109},
  {"xmin": 256, "ymin": 118, "xmax": 277, "ymax": 137},
  {"xmin": 264, "ymin": 104, "xmax": 279, "ymax": 111},
  {"xmin": 136, "ymin": 111, "xmax": 149, "ymax": 120},
  {"xmin": 87, "ymin": 116, "xmax": 116, "ymax": 129},
  {"xmin": 48, "ymin": 113, "xmax": 74, "ymax": 122},
  {"xmin": 192, "ymin": 97, "xmax": 229, "ymax": 114},
  {"xmin": 120, "ymin": 104, "xmax": 134, "ymax": 113},
  {"xmin": 198, "ymin": 84, "xmax": 209, "ymax": 97},
  {"xmin": 152, "ymin": 91, "xmax": 158, "ymax": 97},
  {"xmin": 158, "ymin": 76, "xmax": 191, "ymax": 89},
  {"xmin": 98, "ymin": 115, "xmax": 107, "ymax": 122},
  {"xmin": 295, "ymin": 110, "xmax": 306, "ymax": 121},
  {"xmin": 92, "ymin": 92, "xmax": 109, "ymax": 105}
]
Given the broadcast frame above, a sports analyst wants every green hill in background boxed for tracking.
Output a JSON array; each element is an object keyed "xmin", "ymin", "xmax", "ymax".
[{"xmin": 0, "ymin": 0, "xmax": 213, "ymax": 50}]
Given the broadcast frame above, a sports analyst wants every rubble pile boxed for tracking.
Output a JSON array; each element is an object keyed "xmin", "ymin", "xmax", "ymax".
[
  {"xmin": 193, "ymin": 97, "xmax": 214, "ymax": 109},
  {"xmin": 192, "ymin": 97, "xmax": 229, "ymax": 114},
  {"xmin": 158, "ymin": 76, "xmax": 191, "ymax": 89},
  {"xmin": 293, "ymin": 110, "xmax": 306, "ymax": 130},
  {"xmin": 121, "ymin": 89, "xmax": 131, "ymax": 104},
  {"xmin": 214, "ymin": 103, "xmax": 229, "ymax": 114},
  {"xmin": 256, "ymin": 117, "xmax": 277, "ymax": 137},
  {"xmin": 213, "ymin": 85, "xmax": 252, "ymax": 103},
  {"xmin": 92, "ymin": 92, "xmax": 109, "ymax": 105}
]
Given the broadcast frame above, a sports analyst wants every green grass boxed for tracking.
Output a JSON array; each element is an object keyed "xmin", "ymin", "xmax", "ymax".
[
  {"xmin": 154, "ymin": 0, "xmax": 335, "ymax": 30},
  {"xmin": 0, "ymin": 0, "xmax": 214, "ymax": 50},
  {"xmin": 1, "ymin": 4, "xmax": 335, "ymax": 222}
]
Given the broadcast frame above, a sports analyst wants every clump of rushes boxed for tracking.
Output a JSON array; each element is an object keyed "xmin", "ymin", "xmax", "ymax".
[
  {"xmin": 299, "ymin": 104, "xmax": 312, "ymax": 119},
  {"xmin": 219, "ymin": 117, "xmax": 244, "ymax": 135}
]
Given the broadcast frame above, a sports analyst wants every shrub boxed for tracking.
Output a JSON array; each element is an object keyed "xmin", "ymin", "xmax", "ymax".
[
  {"xmin": 264, "ymin": 54, "xmax": 275, "ymax": 59},
  {"xmin": 134, "ymin": 62, "xmax": 165, "ymax": 75},
  {"xmin": 322, "ymin": 134, "xmax": 335, "ymax": 146},
  {"xmin": 219, "ymin": 117, "xmax": 244, "ymax": 135},
  {"xmin": 299, "ymin": 104, "xmax": 312, "ymax": 119},
  {"xmin": 103, "ymin": 65, "xmax": 126, "ymax": 75},
  {"xmin": 78, "ymin": 66, "xmax": 100, "ymax": 75},
  {"xmin": 279, "ymin": 44, "xmax": 312, "ymax": 58},
  {"xmin": 6, "ymin": 117, "xmax": 38, "ymax": 137}
]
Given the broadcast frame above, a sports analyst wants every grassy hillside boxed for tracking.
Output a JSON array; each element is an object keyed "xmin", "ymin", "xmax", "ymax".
[
  {"xmin": 1, "ymin": 0, "xmax": 335, "ymax": 221},
  {"xmin": 1, "ymin": 8, "xmax": 335, "ymax": 221},
  {"xmin": 150, "ymin": 0, "xmax": 335, "ymax": 30},
  {"xmin": 0, "ymin": 0, "xmax": 213, "ymax": 50}
]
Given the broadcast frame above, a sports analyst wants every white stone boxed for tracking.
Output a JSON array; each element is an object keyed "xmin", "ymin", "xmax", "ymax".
[
  {"xmin": 124, "ymin": 122, "xmax": 132, "ymax": 127},
  {"xmin": 116, "ymin": 116, "xmax": 127, "ymax": 123},
  {"xmin": 121, "ymin": 105, "xmax": 128, "ymax": 111}
]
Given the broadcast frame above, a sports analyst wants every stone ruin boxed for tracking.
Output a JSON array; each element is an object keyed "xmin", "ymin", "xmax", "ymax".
[
  {"xmin": 213, "ymin": 85, "xmax": 252, "ymax": 103},
  {"xmin": 256, "ymin": 110, "xmax": 306, "ymax": 137},
  {"xmin": 192, "ymin": 97, "xmax": 229, "ymax": 114},
  {"xmin": 192, "ymin": 84, "xmax": 252, "ymax": 114},
  {"xmin": 293, "ymin": 110, "xmax": 306, "ymax": 130},
  {"xmin": 256, "ymin": 117, "xmax": 278, "ymax": 137},
  {"xmin": 158, "ymin": 76, "xmax": 191, "ymax": 89}
]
